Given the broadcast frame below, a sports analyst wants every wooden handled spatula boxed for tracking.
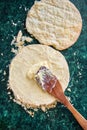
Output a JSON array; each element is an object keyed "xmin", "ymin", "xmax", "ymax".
[{"xmin": 35, "ymin": 66, "xmax": 87, "ymax": 130}]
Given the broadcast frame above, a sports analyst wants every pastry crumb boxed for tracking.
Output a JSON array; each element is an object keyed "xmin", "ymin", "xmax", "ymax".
[
  {"xmin": 67, "ymin": 88, "xmax": 71, "ymax": 92},
  {"xmin": 11, "ymin": 30, "xmax": 33, "ymax": 49},
  {"xmin": 41, "ymin": 106, "xmax": 46, "ymax": 112},
  {"xmin": 1, "ymin": 53, "xmax": 3, "ymax": 56},
  {"xmin": 11, "ymin": 48, "xmax": 18, "ymax": 54},
  {"xmin": 3, "ymin": 71, "xmax": 6, "ymax": 75},
  {"xmin": 26, "ymin": 110, "xmax": 34, "ymax": 117},
  {"xmin": 11, "ymin": 36, "xmax": 16, "ymax": 45},
  {"xmin": 16, "ymin": 30, "xmax": 22, "ymax": 43},
  {"xmin": 7, "ymin": 92, "xmax": 11, "ymax": 95},
  {"xmin": 22, "ymin": 36, "xmax": 32, "ymax": 42}
]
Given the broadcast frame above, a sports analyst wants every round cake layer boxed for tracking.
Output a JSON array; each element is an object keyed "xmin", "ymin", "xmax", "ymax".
[
  {"xmin": 9, "ymin": 45, "xmax": 70, "ymax": 108},
  {"xmin": 26, "ymin": 0, "xmax": 82, "ymax": 50}
]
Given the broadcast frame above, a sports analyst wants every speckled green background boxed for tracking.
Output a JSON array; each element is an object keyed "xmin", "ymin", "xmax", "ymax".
[{"xmin": 0, "ymin": 0, "xmax": 87, "ymax": 130}]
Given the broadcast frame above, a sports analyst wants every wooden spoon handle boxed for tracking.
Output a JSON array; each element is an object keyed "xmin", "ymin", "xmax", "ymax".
[
  {"xmin": 52, "ymin": 81, "xmax": 87, "ymax": 129},
  {"xmin": 65, "ymin": 99, "xmax": 87, "ymax": 130}
]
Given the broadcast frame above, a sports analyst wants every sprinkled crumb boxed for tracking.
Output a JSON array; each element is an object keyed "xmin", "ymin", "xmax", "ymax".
[
  {"xmin": 0, "ymin": 69, "xmax": 3, "ymax": 73},
  {"xmin": 11, "ymin": 20, "xmax": 17, "ymax": 26},
  {"xmin": 1, "ymin": 78, "xmax": 5, "ymax": 81},
  {"xmin": 46, "ymin": 113, "xmax": 49, "ymax": 117},
  {"xmin": 11, "ymin": 48, "xmax": 18, "ymax": 54},
  {"xmin": 1, "ymin": 53, "xmax": 3, "ymax": 56},
  {"xmin": 3, "ymin": 71, "xmax": 6, "ymax": 75},
  {"xmin": 7, "ymin": 86, "xmax": 10, "ymax": 90},
  {"xmin": 8, "ymin": 92, "xmax": 11, "ymax": 95},
  {"xmin": 11, "ymin": 37, "xmax": 16, "ymax": 45},
  {"xmin": 41, "ymin": 106, "xmax": 46, "ymax": 112},
  {"xmin": 26, "ymin": 110, "xmax": 34, "ymax": 117},
  {"xmin": 16, "ymin": 30, "xmax": 22, "ymax": 43},
  {"xmin": 67, "ymin": 88, "xmax": 71, "ymax": 92},
  {"xmin": 10, "ymin": 96, "xmax": 13, "ymax": 100},
  {"xmin": 68, "ymin": 97, "xmax": 71, "ymax": 101},
  {"xmin": 22, "ymin": 36, "xmax": 33, "ymax": 42},
  {"xmin": 34, "ymin": 108, "xmax": 38, "ymax": 111},
  {"xmin": 78, "ymin": 71, "xmax": 82, "ymax": 76},
  {"xmin": 11, "ymin": 30, "xmax": 33, "ymax": 48},
  {"xmin": 13, "ymin": 99, "xmax": 16, "ymax": 103}
]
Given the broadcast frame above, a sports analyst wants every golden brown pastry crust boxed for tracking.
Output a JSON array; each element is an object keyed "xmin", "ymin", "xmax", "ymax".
[{"xmin": 26, "ymin": 0, "xmax": 82, "ymax": 50}]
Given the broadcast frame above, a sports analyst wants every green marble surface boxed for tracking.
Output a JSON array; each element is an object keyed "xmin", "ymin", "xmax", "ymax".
[{"xmin": 0, "ymin": 0, "xmax": 87, "ymax": 130}]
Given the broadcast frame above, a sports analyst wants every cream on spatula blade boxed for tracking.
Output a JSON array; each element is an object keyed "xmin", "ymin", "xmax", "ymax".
[{"xmin": 35, "ymin": 66, "xmax": 87, "ymax": 130}]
